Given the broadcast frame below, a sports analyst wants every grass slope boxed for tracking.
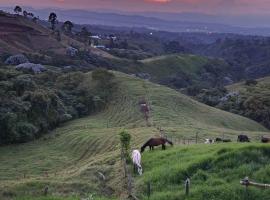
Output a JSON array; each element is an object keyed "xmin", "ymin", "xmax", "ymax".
[
  {"xmin": 136, "ymin": 144, "xmax": 270, "ymax": 200},
  {"xmin": 0, "ymin": 12, "xmax": 112, "ymax": 58},
  {"xmin": 139, "ymin": 54, "xmax": 208, "ymax": 81},
  {"xmin": 0, "ymin": 72, "xmax": 267, "ymax": 200}
]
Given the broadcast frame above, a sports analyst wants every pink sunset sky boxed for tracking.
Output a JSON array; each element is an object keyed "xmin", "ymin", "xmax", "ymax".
[{"xmin": 1, "ymin": 0, "xmax": 270, "ymax": 15}]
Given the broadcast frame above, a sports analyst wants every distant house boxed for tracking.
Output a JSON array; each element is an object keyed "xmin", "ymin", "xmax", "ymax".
[
  {"xmin": 90, "ymin": 35, "xmax": 101, "ymax": 40},
  {"xmin": 93, "ymin": 45, "xmax": 110, "ymax": 50},
  {"xmin": 106, "ymin": 35, "xmax": 117, "ymax": 41}
]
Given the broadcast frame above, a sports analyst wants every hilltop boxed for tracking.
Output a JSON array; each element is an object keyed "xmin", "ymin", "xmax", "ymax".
[
  {"xmin": 112, "ymin": 54, "xmax": 232, "ymax": 89},
  {"xmin": 0, "ymin": 71, "xmax": 267, "ymax": 200},
  {"xmin": 0, "ymin": 11, "xmax": 112, "ymax": 59},
  {"xmin": 224, "ymin": 76, "xmax": 270, "ymax": 128}
]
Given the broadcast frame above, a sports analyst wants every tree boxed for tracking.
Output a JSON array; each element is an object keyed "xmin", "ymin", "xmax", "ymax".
[
  {"xmin": 48, "ymin": 12, "xmax": 57, "ymax": 31},
  {"xmin": 164, "ymin": 40, "xmax": 186, "ymax": 54},
  {"xmin": 28, "ymin": 13, "xmax": 34, "ymax": 18},
  {"xmin": 119, "ymin": 130, "xmax": 131, "ymax": 161},
  {"xmin": 80, "ymin": 27, "xmax": 91, "ymax": 46},
  {"xmin": 32, "ymin": 17, "xmax": 38, "ymax": 23},
  {"xmin": 14, "ymin": 6, "xmax": 22, "ymax": 15},
  {"xmin": 23, "ymin": 10, "xmax": 28, "ymax": 17},
  {"xmin": 62, "ymin": 21, "xmax": 73, "ymax": 35}
]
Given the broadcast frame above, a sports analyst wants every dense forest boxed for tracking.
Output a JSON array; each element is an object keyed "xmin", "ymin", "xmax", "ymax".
[{"xmin": 0, "ymin": 66, "xmax": 115, "ymax": 144}]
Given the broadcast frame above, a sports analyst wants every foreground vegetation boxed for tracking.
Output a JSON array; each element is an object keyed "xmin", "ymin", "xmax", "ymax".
[
  {"xmin": 0, "ymin": 72, "xmax": 267, "ymax": 199},
  {"xmin": 136, "ymin": 143, "xmax": 270, "ymax": 200}
]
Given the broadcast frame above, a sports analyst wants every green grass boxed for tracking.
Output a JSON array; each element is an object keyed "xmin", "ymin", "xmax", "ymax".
[
  {"xmin": 228, "ymin": 76, "xmax": 270, "ymax": 98},
  {"xmin": 110, "ymin": 54, "xmax": 226, "ymax": 84},
  {"xmin": 140, "ymin": 54, "xmax": 208, "ymax": 81},
  {"xmin": 0, "ymin": 71, "xmax": 268, "ymax": 199},
  {"xmin": 136, "ymin": 143, "xmax": 270, "ymax": 200}
]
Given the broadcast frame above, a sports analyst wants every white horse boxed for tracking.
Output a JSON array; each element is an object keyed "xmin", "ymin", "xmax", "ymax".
[
  {"xmin": 132, "ymin": 149, "xmax": 143, "ymax": 175},
  {"xmin": 205, "ymin": 139, "xmax": 215, "ymax": 144}
]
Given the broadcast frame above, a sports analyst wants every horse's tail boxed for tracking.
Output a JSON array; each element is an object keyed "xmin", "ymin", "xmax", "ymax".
[{"xmin": 165, "ymin": 139, "xmax": 173, "ymax": 146}]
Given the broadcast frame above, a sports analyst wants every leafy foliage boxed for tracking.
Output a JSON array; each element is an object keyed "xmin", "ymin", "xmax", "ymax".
[
  {"xmin": 0, "ymin": 67, "xmax": 116, "ymax": 145},
  {"xmin": 119, "ymin": 130, "xmax": 131, "ymax": 162}
]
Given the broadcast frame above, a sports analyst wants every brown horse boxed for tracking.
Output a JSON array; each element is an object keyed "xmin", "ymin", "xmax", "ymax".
[{"xmin": 141, "ymin": 137, "xmax": 173, "ymax": 153}]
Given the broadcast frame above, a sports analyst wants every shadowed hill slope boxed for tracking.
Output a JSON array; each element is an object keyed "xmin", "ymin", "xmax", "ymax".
[{"xmin": 0, "ymin": 11, "xmax": 112, "ymax": 58}]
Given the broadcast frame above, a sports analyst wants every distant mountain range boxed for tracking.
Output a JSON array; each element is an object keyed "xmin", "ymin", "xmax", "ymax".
[{"xmin": 2, "ymin": 6, "xmax": 270, "ymax": 36}]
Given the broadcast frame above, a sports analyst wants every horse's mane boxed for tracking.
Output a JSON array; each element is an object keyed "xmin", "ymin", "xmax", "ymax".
[{"xmin": 141, "ymin": 138, "xmax": 152, "ymax": 149}]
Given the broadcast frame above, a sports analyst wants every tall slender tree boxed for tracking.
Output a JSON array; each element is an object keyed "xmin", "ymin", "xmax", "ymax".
[
  {"xmin": 80, "ymin": 27, "xmax": 92, "ymax": 46},
  {"xmin": 62, "ymin": 21, "xmax": 73, "ymax": 35},
  {"xmin": 48, "ymin": 12, "xmax": 57, "ymax": 31},
  {"xmin": 14, "ymin": 6, "xmax": 22, "ymax": 15}
]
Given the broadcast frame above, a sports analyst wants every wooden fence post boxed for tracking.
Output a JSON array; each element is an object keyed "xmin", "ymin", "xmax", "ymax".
[
  {"xmin": 196, "ymin": 132, "xmax": 198, "ymax": 144},
  {"xmin": 147, "ymin": 182, "xmax": 151, "ymax": 199},
  {"xmin": 44, "ymin": 186, "xmax": 49, "ymax": 196},
  {"xmin": 185, "ymin": 178, "xmax": 190, "ymax": 196}
]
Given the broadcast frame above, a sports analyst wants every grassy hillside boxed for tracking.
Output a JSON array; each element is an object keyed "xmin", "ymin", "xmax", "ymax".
[
  {"xmin": 140, "ymin": 54, "xmax": 208, "ymax": 81},
  {"xmin": 0, "ymin": 72, "xmax": 267, "ymax": 200},
  {"xmin": 0, "ymin": 11, "xmax": 112, "ymax": 58},
  {"xmin": 227, "ymin": 76, "xmax": 270, "ymax": 91},
  {"xmin": 136, "ymin": 144, "xmax": 270, "ymax": 200},
  {"xmin": 221, "ymin": 76, "xmax": 270, "ymax": 129},
  {"xmin": 112, "ymin": 54, "xmax": 231, "ymax": 89}
]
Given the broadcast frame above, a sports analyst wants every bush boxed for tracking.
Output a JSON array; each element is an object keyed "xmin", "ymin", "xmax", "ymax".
[
  {"xmin": 119, "ymin": 130, "xmax": 131, "ymax": 161},
  {"xmin": 15, "ymin": 122, "xmax": 38, "ymax": 142},
  {"xmin": 245, "ymin": 79, "xmax": 258, "ymax": 86},
  {"xmin": 5, "ymin": 54, "xmax": 29, "ymax": 65}
]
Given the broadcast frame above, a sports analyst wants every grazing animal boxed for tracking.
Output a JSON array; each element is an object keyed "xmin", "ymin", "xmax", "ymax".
[
  {"xmin": 132, "ymin": 150, "xmax": 142, "ymax": 175},
  {"xmin": 237, "ymin": 135, "xmax": 250, "ymax": 142},
  {"xmin": 261, "ymin": 136, "xmax": 270, "ymax": 143},
  {"xmin": 141, "ymin": 137, "xmax": 173, "ymax": 153},
  {"xmin": 215, "ymin": 138, "xmax": 232, "ymax": 143},
  {"xmin": 205, "ymin": 139, "xmax": 214, "ymax": 144}
]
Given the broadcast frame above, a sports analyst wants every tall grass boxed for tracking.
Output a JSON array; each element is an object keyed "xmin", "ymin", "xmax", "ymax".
[{"xmin": 136, "ymin": 144, "xmax": 270, "ymax": 200}]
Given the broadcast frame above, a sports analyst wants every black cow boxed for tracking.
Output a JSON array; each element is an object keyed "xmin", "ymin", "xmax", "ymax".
[
  {"xmin": 215, "ymin": 138, "xmax": 232, "ymax": 143},
  {"xmin": 237, "ymin": 135, "xmax": 250, "ymax": 142},
  {"xmin": 261, "ymin": 136, "xmax": 270, "ymax": 143}
]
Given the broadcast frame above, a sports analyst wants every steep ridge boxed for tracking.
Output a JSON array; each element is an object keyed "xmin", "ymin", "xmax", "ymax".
[{"xmin": 0, "ymin": 11, "xmax": 112, "ymax": 58}]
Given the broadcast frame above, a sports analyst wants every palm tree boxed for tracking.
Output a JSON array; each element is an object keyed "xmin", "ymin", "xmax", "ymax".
[
  {"xmin": 14, "ymin": 6, "xmax": 22, "ymax": 15},
  {"xmin": 48, "ymin": 12, "xmax": 57, "ymax": 31}
]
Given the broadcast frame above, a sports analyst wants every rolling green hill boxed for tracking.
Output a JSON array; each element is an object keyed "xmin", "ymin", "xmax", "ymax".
[
  {"xmin": 220, "ymin": 76, "xmax": 270, "ymax": 129},
  {"xmin": 140, "ymin": 54, "xmax": 208, "ymax": 80},
  {"xmin": 0, "ymin": 71, "xmax": 267, "ymax": 200},
  {"xmin": 113, "ymin": 54, "xmax": 231, "ymax": 89}
]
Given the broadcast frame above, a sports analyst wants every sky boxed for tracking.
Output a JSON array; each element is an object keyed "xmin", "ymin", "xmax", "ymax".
[{"xmin": 1, "ymin": 0, "xmax": 270, "ymax": 15}]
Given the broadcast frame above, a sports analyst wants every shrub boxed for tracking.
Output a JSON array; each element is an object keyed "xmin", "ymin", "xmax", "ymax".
[
  {"xmin": 5, "ymin": 54, "xmax": 29, "ymax": 65},
  {"xmin": 15, "ymin": 122, "xmax": 38, "ymax": 142},
  {"xmin": 119, "ymin": 130, "xmax": 131, "ymax": 161}
]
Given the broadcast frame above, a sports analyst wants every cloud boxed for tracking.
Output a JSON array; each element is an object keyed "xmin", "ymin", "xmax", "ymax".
[{"xmin": 1, "ymin": 0, "xmax": 270, "ymax": 14}]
